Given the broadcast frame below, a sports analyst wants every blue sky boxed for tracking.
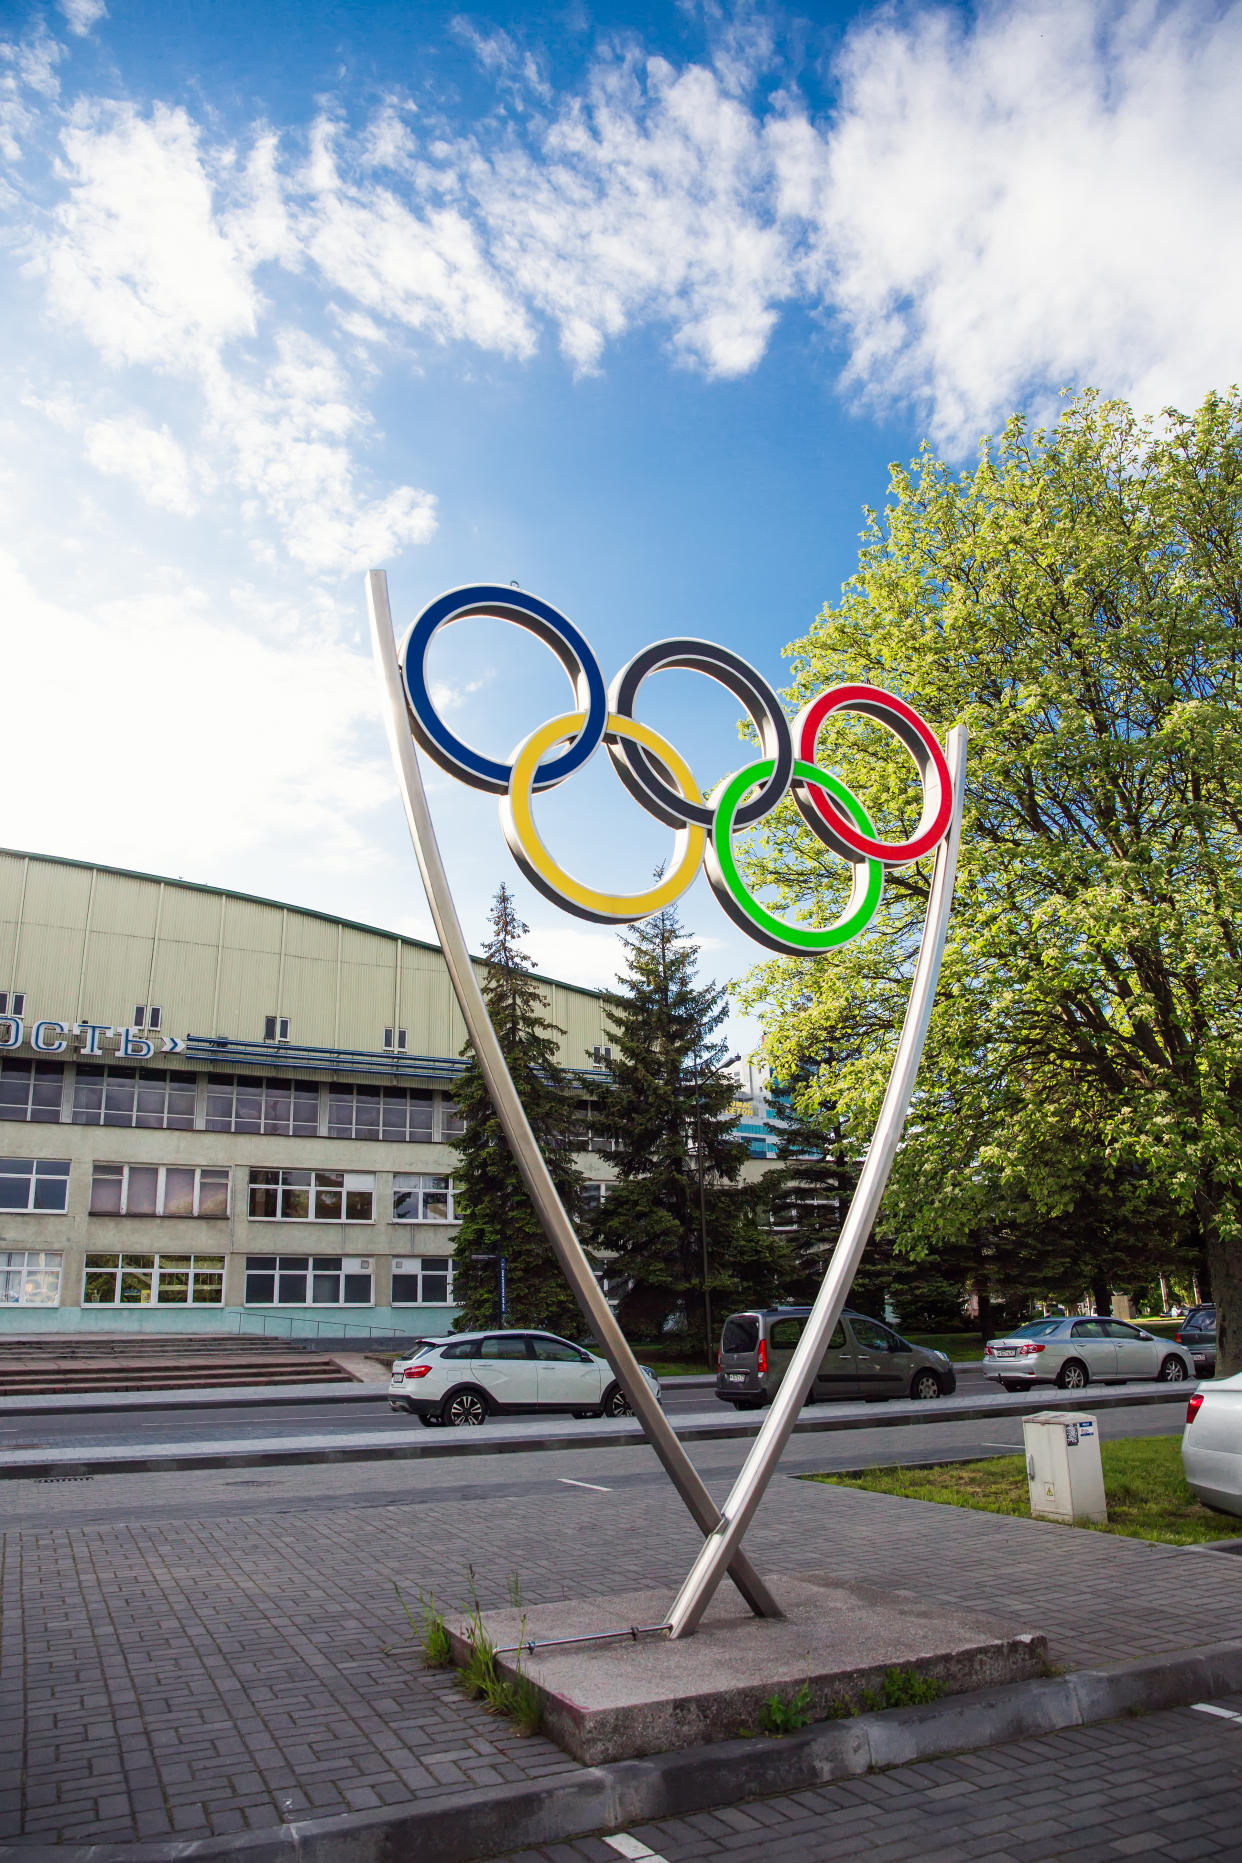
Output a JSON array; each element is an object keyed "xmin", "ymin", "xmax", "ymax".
[{"xmin": 2, "ymin": 0, "xmax": 1240, "ymax": 1056}]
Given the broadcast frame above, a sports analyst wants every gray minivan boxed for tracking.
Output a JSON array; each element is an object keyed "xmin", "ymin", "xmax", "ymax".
[{"xmin": 716, "ymin": 1306, "xmax": 955, "ymax": 1407}]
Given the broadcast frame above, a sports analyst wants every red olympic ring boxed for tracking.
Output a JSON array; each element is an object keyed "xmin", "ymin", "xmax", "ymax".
[{"xmin": 792, "ymin": 685, "xmax": 954, "ymax": 866}]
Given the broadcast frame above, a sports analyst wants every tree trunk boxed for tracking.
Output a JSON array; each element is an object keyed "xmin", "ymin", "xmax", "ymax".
[
  {"xmin": 1204, "ymin": 1228, "xmax": 1241, "ymax": 1380},
  {"xmin": 1091, "ymin": 1276, "xmax": 1112, "ymax": 1317}
]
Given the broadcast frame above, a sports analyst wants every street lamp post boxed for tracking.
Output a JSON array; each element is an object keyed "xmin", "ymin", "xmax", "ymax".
[{"xmin": 470, "ymin": 1252, "xmax": 508, "ymax": 1325}]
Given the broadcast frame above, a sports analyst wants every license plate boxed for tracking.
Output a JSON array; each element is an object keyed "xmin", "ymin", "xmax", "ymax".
[
  {"xmin": 994, "ymin": 1348, "xmax": 1017, "ymax": 1358},
  {"xmin": 725, "ymin": 1373, "xmax": 747, "ymax": 1384}
]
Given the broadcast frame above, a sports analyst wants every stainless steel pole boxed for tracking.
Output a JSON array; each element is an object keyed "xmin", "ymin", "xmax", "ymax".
[
  {"xmin": 366, "ymin": 569, "xmax": 781, "ymax": 1623},
  {"xmin": 664, "ymin": 723, "xmax": 968, "ymax": 1638}
]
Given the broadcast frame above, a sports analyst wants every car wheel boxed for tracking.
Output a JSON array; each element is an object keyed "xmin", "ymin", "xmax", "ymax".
[
  {"xmin": 1056, "ymin": 1359, "xmax": 1088, "ymax": 1390},
  {"xmin": 602, "ymin": 1382, "xmax": 633, "ymax": 1418},
  {"xmin": 1159, "ymin": 1355, "xmax": 1188, "ymax": 1383},
  {"xmin": 443, "ymin": 1388, "xmax": 488, "ymax": 1427},
  {"xmin": 910, "ymin": 1370, "xmax": 943, "ymax": 1400},
  {"xmin": 1001, "ymin": 1380, "xmax": 1027, "ymax": 1393}
]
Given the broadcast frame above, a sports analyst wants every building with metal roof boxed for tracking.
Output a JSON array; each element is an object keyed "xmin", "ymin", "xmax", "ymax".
[{"xmin": 0, "ymin": 847, "xmax": 616, "ymax": 1339}]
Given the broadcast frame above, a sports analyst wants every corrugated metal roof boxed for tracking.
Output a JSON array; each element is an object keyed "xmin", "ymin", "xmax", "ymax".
[{"xmin": 0, "ymin": 844, "xmax": 604, "ymax": 1003}]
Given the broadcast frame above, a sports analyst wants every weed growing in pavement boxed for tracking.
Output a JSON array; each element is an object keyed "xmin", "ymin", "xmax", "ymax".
[
  {"xmin": 389, "ymin": 1583, "xmax": 453, "ymax": 1667},
  {"xmin": 456, "ymin": 1602, "xmax": 544, "ymax": 1735},
  {"xmin": 858, "ymin": 1667, "xmax": 947, "ymax": 1713},
  {"xmin": 506, "ymin": 1569, "xmax": 524, "ymax": 1608},
  {"xmin": 754, "ymin": 1681, "xmax": 815, "ymax": 1736}
]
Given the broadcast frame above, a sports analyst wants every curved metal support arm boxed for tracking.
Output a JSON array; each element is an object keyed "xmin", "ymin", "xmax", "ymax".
[
  {"xmin": 664, "ymin": 723, "xmax": 969, "ymax": 1638},
  {"xmin": 366, "ymin": 570, "xmax": 781, "ymax": 1623}
]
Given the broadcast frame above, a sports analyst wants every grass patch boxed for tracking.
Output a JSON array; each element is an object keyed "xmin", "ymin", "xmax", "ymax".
[
  {"xmin": 629, "ymin": 1349, "xmax": 714, "ymax": 1378},
  {"xmin": 810, "ymin": 1436, "xmax": 1239, "ymax": 1545}
]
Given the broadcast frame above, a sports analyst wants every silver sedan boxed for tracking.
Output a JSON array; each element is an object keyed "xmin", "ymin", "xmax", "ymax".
[
  {"xmin": 984, "ymin": 1316, "xmax": 1194, "ymax": 1392},
  {"xmin": 1183, "ymin": 1371, "xmax": 1242, "ymax": 1517}
]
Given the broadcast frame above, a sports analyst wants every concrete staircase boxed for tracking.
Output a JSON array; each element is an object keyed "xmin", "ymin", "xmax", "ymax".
[{"xmin": 0, "ymin": 1334, "xmax": 362, "ymax": 1396}]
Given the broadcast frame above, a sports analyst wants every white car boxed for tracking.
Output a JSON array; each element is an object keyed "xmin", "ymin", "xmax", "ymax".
[
  {"xmin": 1182, "ymin": 1370, "xmax": 1242, "ymax": 1518},
  {"xmin": 388, "ymin": 1328, "xmax": 662, "ymax": 1427}
]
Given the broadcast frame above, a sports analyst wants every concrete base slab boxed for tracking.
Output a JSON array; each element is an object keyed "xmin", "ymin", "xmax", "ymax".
[{"xmin": 450, "ymin": 1572, "xmax": 1048, "ymax": 1764}]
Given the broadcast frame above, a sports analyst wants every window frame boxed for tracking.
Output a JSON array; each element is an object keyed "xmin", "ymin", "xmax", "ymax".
[
  {"xmin": 89, "ymin": 1163, "xmax": 231, "ymax": 1219},
  {"xmin": 392, "ymin": 1172, "xmax": 455, "ymax": 1223},
  {"xmin": 1, "ymin": 1248, "xmax": 62, "ymax": 1306},
  {"xmin": 72, "ymin": 1066, "xmax": 196, "ymax": 1131},
  {"xmin": 243, "ymin": 1253, "xmax": 374, "ymax": 1307},
  {"xmin": 247, "ymin": 1168, "xmax": 375, "ymax": 1223},
  {"xmin": 391, "ymin": 1254, "xmax": 455, "ymax": 1305},
  {"xmin": 0, "ymin": 1157, "xmax": 70, "ymax": 1213},
  {"xmin": 82, "ymin": 1251, "xmax": 225, "ymax": 1307},
  {"xmin": 0, "ymin": 1058, "xmax": 65, "ymax": 1124},
  {"xmin": 205, "ymin": 1076, "xmax": 320, "ymax": 1137}
]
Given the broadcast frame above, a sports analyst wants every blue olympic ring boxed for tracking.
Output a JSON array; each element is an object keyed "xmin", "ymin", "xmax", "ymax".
[{"xmin": 401, "ymin": 585, "xmax": 608, "ymax": 795}]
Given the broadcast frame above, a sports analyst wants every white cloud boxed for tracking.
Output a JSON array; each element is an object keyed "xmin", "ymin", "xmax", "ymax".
[
  {"xmin": 83, "ymin": 415, "xmax": 197, "ymax": 514},
  {"xmin": 0, "ymin": 548, "xmax": 392, "ymax": 872},
  {"xmin": 0, "ymin": 20, "xmax": 62, "ymax": 161},
  {"xmin": 58, "ymin": 0, "xmax": 107, "ymax": 39},
  {"xmin": 31, "ymin": 102, "xmax": 437, "ymax": 572},
  {"xmin": 813, "ymin": 0, "xmax": 1242, "ymax": 445}
]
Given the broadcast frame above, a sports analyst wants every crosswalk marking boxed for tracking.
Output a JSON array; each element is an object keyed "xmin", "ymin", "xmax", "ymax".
[
  {"xmin": 1191, "ymin": 1702, "xmax": 1242, "ymax": 1723},
  {"xmin": 604, "ymin": 1836, "xmax": 668, "ymax": 1862}
]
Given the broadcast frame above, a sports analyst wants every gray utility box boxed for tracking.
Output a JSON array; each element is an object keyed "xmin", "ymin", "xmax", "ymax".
[{"xmin": 1023, "ymin": 1412, "xmax": 1106, "ymax": 1524}]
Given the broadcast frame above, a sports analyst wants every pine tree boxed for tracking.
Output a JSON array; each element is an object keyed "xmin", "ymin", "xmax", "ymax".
[
  {"xmin": 450, "ymin": 885, "xmax": 584, "ymax": 1334},
  {"xmin": 592, "ymin": 901, "xmax": 782, "ymax": 1344}
]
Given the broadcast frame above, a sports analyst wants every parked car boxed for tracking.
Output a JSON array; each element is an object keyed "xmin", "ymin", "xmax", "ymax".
[
  {"xmin": 1177, "ymin": 1304, "xmax": 1217, "ymax": 1377},
  {"xmin": 1182, "ymin": 1371, "xmax": 1242, "ymax": 1517},
  {"xmin": 984, "ymin": 1316, "xmax": 1194, "ymax": 1391},
  {"xmin": 388, "ymin": 1330, "xmax": 662, "ymax": 1427},
  {"xmin": 715, "ymin": 1306, "xmax": 955, "ymax": 1407}
]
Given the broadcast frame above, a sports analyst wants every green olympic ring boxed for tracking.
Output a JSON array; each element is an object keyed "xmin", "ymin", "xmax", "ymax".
[{"xmin": 706, "ymin": 759, "xmax": 885, "ymax": 956}]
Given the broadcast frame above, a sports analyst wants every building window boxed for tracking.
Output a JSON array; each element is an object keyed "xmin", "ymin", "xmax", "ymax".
[
  {"xmin": 575, "ymin": 1099, "xmax": 614, "ymax": 1153},
  {"xmin": 441, "ymin": 1098, "xmax": 465, "ymax": 1138},
  {"xmin": 327, "ymin": 1084, "xmax": 434, "ymax": 1142},
  {"xmin": 0, "ymin": 1157, "xmax": 70, "ymax": 1212},
  {"xmin": 382, "ymin": 1027, "xmax": 409, "ymax": 1052},
  {"xmin": 392, "ymin": 1173, "xmax": 454, "ymax": 1222},
  {"xmin": 0, "ymin": 992, "xmax": 26, "ymax": 1017},
  {"xmin": 133, "ymin": 1005, "xmax": 163, "ymax": 1030},
  {"xmin": 580, "ymin": 1181, "xmax": 610, "ymax": 1218},
  {"xmin": 83, "ymin": 1253, "xmax": 224, "ymax": 1306},
  {"xmin": 0, "ymin": 1059, "xmax": 64, "ymax": 1124},
  {"xmin": 89, "ymin": 1164, "xmax": 230, "ymax": 1218},
  {"xmin": 205, "ymin": 1076, "xmax": 319, "ymax": 1136},
  {"xmin": 263, "ymin": 1016, "xmax": 290, "ymax": 1042},
  {"xmin": 72, "ymin": 1066, "xmax": 196, "ymax": 1130},
  {"xmin": 1, "ymin": 1249, "xmax": 62, "ymax": 1306},
  {"xmin": 248, "ymin": 1168, "xmax": 374, "ymax": 1222},
  {"xmin": 391, "ymin": 1255, "xmax": 453, "ymax": 1304},
  {"xmin": 244, "ymin": 1254, "xmax": 373, "ymax": 1305}
]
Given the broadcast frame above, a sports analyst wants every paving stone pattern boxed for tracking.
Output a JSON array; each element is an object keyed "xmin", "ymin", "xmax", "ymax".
[
  {"xmin": 2, "ymin": 1456, "xmax": 1241, "ymax": 1845},
  {"xmin": 486, "ymin": 1699, "xmax": 1242, "ymax": 1863}
]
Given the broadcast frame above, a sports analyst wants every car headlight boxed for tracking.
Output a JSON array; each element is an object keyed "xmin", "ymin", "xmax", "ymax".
[{"xmin": 641, "ymin": 1366, "xmax": 659, "ymax": 1383}]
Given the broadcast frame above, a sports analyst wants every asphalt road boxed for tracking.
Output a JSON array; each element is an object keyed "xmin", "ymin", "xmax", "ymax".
[{"xmin": 0, "ymin": 1366, "xmax": 1179, "ymax": 1473}]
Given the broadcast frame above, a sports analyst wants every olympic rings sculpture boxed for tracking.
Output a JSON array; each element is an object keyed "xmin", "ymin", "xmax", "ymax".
[{"xmin": 400, "ymin": 585, "xmax": 954, "ymax": 957}]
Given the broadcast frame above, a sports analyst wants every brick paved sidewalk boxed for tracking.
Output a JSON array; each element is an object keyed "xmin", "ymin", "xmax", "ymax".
[
  {"xmin": 2, "ymin": 1448, "xmax": 1241, "ymax": 1846},
  {"xmin": 482, "ymin": 1696, "xmax": 1242, "ymax": 1863}
]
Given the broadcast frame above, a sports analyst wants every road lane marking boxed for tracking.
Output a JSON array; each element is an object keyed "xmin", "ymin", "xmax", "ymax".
[
  {"xmin": 1191, "ymin": 1702, "xmax": 1242, "ymax": 1723},
  {"xmin": 558, "ymin": 1477, "xmax": 612, "ymax": 1492},
  {"xmin": 605, "ymin": 1837, "xmax": 668, "ymax": 1861}
]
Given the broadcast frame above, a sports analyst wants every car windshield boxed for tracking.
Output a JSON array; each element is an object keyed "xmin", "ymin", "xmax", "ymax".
[{"xmin": 1009, "ymin": 1320, "xmax": 1064, "ymax": 1338}]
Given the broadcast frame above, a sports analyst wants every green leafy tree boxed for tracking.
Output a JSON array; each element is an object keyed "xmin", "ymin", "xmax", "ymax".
[
  {"xmin": 450, "ymin": 884, "xmax": 583, "ymax": 1334},
  {"xmin": 592, "ymin": 902, "xmax": 782, "ymax": 1342},
  {"xmin": 738, "ymin": 388, "xmax": 1242, "ymax": 1374}
]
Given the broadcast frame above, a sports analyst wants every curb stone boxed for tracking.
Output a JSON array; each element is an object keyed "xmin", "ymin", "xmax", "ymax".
[
  {"xmin": 1, "ymin": 1382, "xmax": 1193, "ymax": 1480},
  {"xmin": 4, "ymin": 1637, "xmax": 1242, "ymax": 1863}
]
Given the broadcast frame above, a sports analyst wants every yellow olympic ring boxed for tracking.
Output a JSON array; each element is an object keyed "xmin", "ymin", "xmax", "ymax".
[{"xmin": 502, "ymin": 711, "xmax": 707, "ymax": 923}]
